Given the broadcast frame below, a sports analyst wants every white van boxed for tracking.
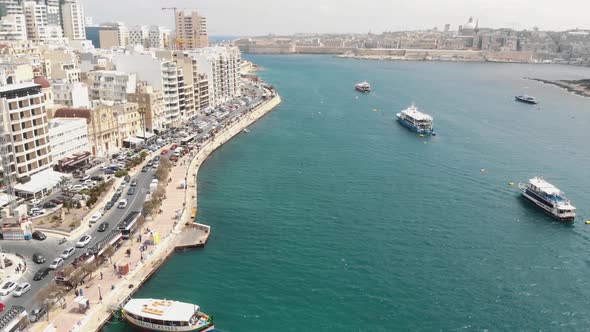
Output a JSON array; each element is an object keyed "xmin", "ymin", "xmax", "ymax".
[{"xmin": 118, "ymin": 199, "xmax": 128, "ymax": 209}]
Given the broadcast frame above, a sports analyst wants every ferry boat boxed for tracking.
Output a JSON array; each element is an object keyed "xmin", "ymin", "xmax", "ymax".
[
  {"xmin": 355, "ymin": 81, "xmax": 371, "ymax": 93},
  {"xmin": 396, "ymin": 103, "xmax": 434, "ymax": 135},
  {"xmin": 121, "ymin": 298, "xmax": 214, "ymax": 332},
  {"xmin": 515, "ymin": 95, "xmax": 538, "ymax": 104},
  {"xmin": 518, "ymin": 177, "xmax": 576, "ymax": 221}
]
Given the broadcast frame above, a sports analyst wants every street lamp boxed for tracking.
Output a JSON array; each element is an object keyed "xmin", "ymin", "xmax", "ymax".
[{"xmin": 98, "ymin": 285, "xmax": 102, "ymax": 301}]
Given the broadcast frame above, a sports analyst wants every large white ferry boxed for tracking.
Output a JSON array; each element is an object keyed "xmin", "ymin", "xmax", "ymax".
[
  {"xmin": 518, "ymin": 177, "xmax": 576, "ymax": 221},
  {"xmin": 396, "ymin": 103, "xmax": 434, "ymax": 135},
  {"xmin": 121, "ymin": 298, "xmax": 214, "ymax": 332}
]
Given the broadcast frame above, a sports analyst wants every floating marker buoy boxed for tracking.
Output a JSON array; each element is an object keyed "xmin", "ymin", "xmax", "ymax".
[
  {"xmin": 419, "ymin": 134, "xmax": 425, "ymax": 137},
  {"xmin": 480, "ymin": 168, "xmax": 486, "ymax": 173},
  {"xmin": 585, "ymin": 220, "xmax": 590, "ymax": 225},
  {"xmin": 508, "ymin": 182, "xmax": 515, "ymax": 186}
]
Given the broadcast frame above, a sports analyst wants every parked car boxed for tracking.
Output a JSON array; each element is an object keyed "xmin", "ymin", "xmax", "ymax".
[
  {"xmin": 32, "ymin": 253, "xmax": 46, "ymax": 264},
  {"xmin": 29, "ymin": 305, "xmax": 47, "ymax": 322},
  {"xmin": 48, "ymin": 257, "xmax": 64, "ymax": 270},
  {"xmin": 12, "ymin": 283, "xmax": 31, "ymax": 297},
  {"xmin": 29, "ymin": 208, "xmax": 46, "ymax": 217},
  {"xmin": 0, "ymin": 281, "xmax": 17, "ymax": 296},
  {"xmin": 130, "ymin": 179, "xmax": 138, "ymax": 187},
  {"xmin": 104, "ymin": 169, "xmax": 115, "ymax": 175},
  {"xmin": 42, "ymin": 202, "xmax": 57, "ymax": 209},
  {"xmin": 118, "ymin": 199, "xmax": 128, "ymax": 209},
  {"xmin": 71, "ymin": 184, "xmax": 85, "ymax": 192},
  {"xmin": 161, "ymin": 149, "xmax": 169, "ymax": 155},
  {"xmin": 89, "ymin": 211, "xmax": 102, "ymax": 223},
  {"xmin": 50, "ymin": 198, "xmax": 64, "ymax": 205},
  {"xmin": 141, "ymin": 166, "xmax": 149, "ymax": 172},
  {"xmin": 105, "ymin": 201, "xmax": 114, "ymax": 210},
  {"xmin": 98, "ymin": 222, "xmax": 109, "ymax": 232},
  {"xmin": 29, "ymin": 199, "xmax": 41, "ymax": 207},
  {"xmin": 127, "ymin": 188, "xmax": 135, "ymax": 195},
  {"xmin": 90, "ymin": 176, "xmax": 104, "ymax": 182},
  {"xmin": 76, "ymin": 235, "xmax": 92, "ymax": 248},
  {"xmin": 33, "ymin": 267, "xmax": 51, "ymax": 280},
  {"xmin": 32, "ymin": 231, "xmax": 46, "ymax": 241},
  {"xmin": 60, "ymin": 247, "xmax": 75, "ymax": 259},
  {"xmin": 79, "ymin": 175, "xmax": 90, "ymax": 182},
  {"xmin": 124, "ymin": 175, "xmax": 131, "ymax": 182}
]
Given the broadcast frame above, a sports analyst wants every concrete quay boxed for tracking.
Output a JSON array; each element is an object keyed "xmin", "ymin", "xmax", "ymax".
[{"xmin": 33, "ymin": 94, "xmax": 282, "ymax": 332}]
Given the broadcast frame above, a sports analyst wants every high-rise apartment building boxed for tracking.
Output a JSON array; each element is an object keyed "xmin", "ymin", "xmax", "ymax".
[
  {"xmin": 127, "ymin": 82, "xmax": 166, "ymax": 133},
  {"xmin": 189, "ymin": 45, "xmax": 241, "ymax": 107},
  {"xmin": 61, "ymin": 0, "xmax": 85, "ymax": 40},
  {"xmin": 128, "ymin": 25, "xmax": 148, "ymax": 47},
  {"xmin": 148, "ymin": 25, "xmax": 170, "ymax": 49},
  {"xmin": 0, "ymin": 82, "xmax": 52, "ymax": 180},
  {"xmin": 175, "ymin": 10, "xmax": 207, "ymax": 50},
  {"xmin": 98, "ymin": 22, "xmax": 127, "ymax": 48}
]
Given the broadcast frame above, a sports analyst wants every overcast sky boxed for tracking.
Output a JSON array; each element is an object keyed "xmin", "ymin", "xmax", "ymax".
[{"xmin": 83, "ymin": 0, "xmax": 590, "ymax": 36}]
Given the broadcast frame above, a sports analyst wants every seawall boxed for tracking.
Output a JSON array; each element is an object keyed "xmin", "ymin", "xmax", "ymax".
[{"xmin": 58, "ymin": 95, "xmax": 282, "ymax": 332}]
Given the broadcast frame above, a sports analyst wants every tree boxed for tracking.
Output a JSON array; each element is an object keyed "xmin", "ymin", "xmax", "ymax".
[
  {"xmin": 35, "ymin": 283, "xmax": 66, "ymax": 320},
  {"xmin": 102, "ymin": 246, "xmax": 116, "ymax": 263},
  {"xmin": 81, "ymin": 261, "xmax": 99, "ymax": 281}
]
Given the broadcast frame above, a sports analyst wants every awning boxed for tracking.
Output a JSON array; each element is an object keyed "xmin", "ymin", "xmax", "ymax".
[
  {"xmin": 14, "ymin": 169, "xmax": 72, "ymax": 195},
  {"xmin": 123, "ymin": 136, "xmax": 144, "ymax": 145},
  {"xmin": 58, "ymin": 151, "xmax": 91, "ymax": 168},
  {"xmin": 136, "ymin": 132, "xmax": 156, "ymax": 140}
]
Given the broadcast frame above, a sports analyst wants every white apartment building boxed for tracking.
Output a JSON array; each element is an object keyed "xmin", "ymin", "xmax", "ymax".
[
  {"xmin": 0, "ymin": 82, "xmax": 52, "ymax": 180},
  {"xmin": 128, "ymin": 25, "xmax": 148, "ymax": 47},
  {"xmin": 189, "ymin": 45, "xmax": 241, "ymax": 107},
  {"xmin": 48, "ymin": 117, "xmax": 89, "ymax": 163},
  {"xmin": 114, "ymin": 53, "xmax": 184, "ymax": 127},
  {"xmin": 0, "ymin": 0, "xmax": 23, "ymax": 16},
  {"xmin": 22, "ymin": 0, "xmax": 63, "ymax": 41},
  {"xmin": 52, "ymin": 80, "xmax": 89, "ymax": 108},
  {"xmin": 147, "ymin": 25, "xmax": 169, "ymax": 49},
  {"xmin": 0, "ymin": 14, "xmax": 26, "ymax": 41},
  {"xmin": 87, "ymin": 70, "xmax": 136, "ymax": 104},
  {"xmin": 61, "ymin": 0, "xmax": 86, "ymax": 40}
]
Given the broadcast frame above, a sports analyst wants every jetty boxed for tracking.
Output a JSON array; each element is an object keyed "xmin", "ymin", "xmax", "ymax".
[{"xmin": 34, "ymin": 94, "xmax": 282, "ymax": 332}]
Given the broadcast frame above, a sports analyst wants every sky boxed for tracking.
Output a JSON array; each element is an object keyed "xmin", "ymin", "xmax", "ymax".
[{"xmin": 83, "ymin": 0, "xmax": 590, "ymax": 36}]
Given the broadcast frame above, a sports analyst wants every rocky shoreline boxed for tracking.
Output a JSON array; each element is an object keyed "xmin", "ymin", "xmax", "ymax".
[{"xmin": 527, "ymin": 78, "xmax": 590, "ymax": 98}]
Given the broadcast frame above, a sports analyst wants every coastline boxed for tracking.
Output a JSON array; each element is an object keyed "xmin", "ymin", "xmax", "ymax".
[
  {"xmin": 34, "ymin": 94, "xmax": 282, "ymax": 332},
  {"xmin": 527, "ymin": 77, "xmax": 590, "ymax": 98}
]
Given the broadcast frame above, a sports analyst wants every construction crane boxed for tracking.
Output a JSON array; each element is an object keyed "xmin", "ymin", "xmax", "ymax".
[{"xmin": 161, "ymin": 7, "xmax": 179, "ymax": 50}]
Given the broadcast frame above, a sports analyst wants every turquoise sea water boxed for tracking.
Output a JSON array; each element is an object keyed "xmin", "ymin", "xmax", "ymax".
[{"xmin": 105, "ymin": 56, "xmax": 590, "ymax": 331}]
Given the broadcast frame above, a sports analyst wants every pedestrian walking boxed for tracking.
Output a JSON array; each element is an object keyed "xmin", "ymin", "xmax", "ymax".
[
  {"xmin": 75, "ymin": 289, "xmax": 79, "ymax": 296},
  {"xmin": 79, "ymin": 289, "xmax": 83, "ymax": 296},
  {"xmin": 100, "ymin": 271, "xmax": 103, "ymax": 280},
  {"xmin": 113, "ymin": 263, "xmax": 117, "ymax": 271}
]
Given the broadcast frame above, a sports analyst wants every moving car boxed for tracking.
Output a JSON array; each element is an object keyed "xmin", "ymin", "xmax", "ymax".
[
  {"xmin": 76, "ymin": 235, "xmax": 92, "ymax": 248},
  {"xmin": 127, "ymin": 188, "xmax": 136, "ymax": 195},
  {"xmin": 12, "ymin": 283, "xmax": 31, "ymax": 297},
  {"xmin": 97, "ymin": 222, "xmax": 109, "ymax": 232},
  {"xmin": 48, "ymin": 257, "xmax": 64, "ymax": 270},
  {"xmin": 32, "ymin": 231, "xmax": 46, "ymax": 241},
  {"xmin": 32, "ymin": 253, "xmax": 46, "ymax": 264},
  {"xmin": 89, "ymin": 211, "xmax": 102, "ymax": 223},
  {"xmin": 60, "ymin": 247, "xmax": 76, "ymax": 259},
  {"xmin": 118, "ymin": 199, "xmax": 128, "ymax": 209},
  {"xmin": 0, "ymin": 281, "xmax": 17, "ymax": 296},
  {"xmin": 34, "ymin": 268, "xmax": 52, "ymax": 280},
  {"xmin": 130, "ymin": 179, "xmax": 138, "ymax": 187}
]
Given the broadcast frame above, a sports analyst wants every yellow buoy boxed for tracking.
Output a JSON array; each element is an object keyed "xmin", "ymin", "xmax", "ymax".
[
  {"xmin": 508, "ymin": 182, "xmax": 515, "ymax": 186},
  {"xmin": 585, "ymin": 220, "xmax": 590, "ymax": 225},
  {"xmin": 419, "ymin": 134, "xmax": 425, "ymax": 137}
]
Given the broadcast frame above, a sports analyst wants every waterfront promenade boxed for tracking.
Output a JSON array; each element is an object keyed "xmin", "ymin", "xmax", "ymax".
[{"xmin": 32, "ymin": 94, "xmax": 281, "ymax": 332}]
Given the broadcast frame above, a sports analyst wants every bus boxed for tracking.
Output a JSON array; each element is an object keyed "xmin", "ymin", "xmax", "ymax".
[
  {"xmin": 180, "ymin": 134, "xmax": 198, "ymax": 146},
  {"xmin": 118, "ymin": 211, "xmax": 140, "ymax": 239}
]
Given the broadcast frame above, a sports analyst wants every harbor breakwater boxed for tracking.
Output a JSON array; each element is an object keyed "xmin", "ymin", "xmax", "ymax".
[{"xmin": 66, "ymin": 94, "xmax": 282, "ymax": 332}]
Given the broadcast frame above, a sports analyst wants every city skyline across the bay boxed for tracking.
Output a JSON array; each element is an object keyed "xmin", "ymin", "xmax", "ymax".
[{"xmin": 84, "ymin": 0, "xmax": 590, "ymax": 35}]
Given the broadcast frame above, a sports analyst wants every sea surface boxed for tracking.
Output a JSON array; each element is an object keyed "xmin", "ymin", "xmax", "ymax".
[{"xmin": 105, "ymin": 56, "xmax": 590, "ymax": 331}]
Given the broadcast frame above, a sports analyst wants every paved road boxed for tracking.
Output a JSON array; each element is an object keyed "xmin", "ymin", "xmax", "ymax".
[{"xmin": 0, "ymin": 165, "xmax": 157, "ymax": 310}]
